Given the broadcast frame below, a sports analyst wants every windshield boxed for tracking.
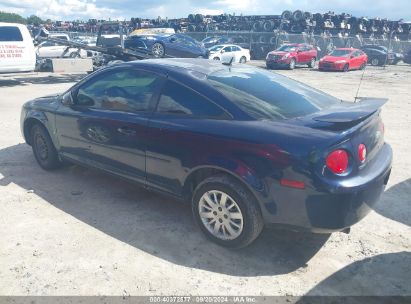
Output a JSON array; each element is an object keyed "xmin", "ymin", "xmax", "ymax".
[
  {"xmin": 202, "ymin": 37, "xmax": 217, "ymax": 43},
  {"xmin": 209, "ymin": 45, "xmax": 224, "ymax": 52},
  {"xmin": 208, "ymin": 68, "xmax": 339, "ymax": 120},
  {"xmin": 277, "ymin": 45, "xmax": 297, "ymax": 52},
  {"xmin": 329, "ymin": 49, "xmax": 352, "ymax": 57}
]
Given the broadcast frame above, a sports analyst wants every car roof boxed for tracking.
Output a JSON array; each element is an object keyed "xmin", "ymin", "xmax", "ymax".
[
  {"xmin": 123, "ymin": 58, "xmax": 234, "ymax": 75},
  {"xmin": 213, "ymin": 44, "xmax": 241, "ymax": 48}
]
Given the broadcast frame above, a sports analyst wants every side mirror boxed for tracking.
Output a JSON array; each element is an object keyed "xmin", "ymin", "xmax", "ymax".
[
  {"xmin": 350, "ymin": 55, "xmax": 354, "ymax": 59},
  {"xmin": 169, "ymin": 37, "xmax": 176, "ymax": 43},
  {"xmin": 61, "ymin": 91, "xmax": 74, "ymax": 106},
  {"xmin": 221, "ymin": 49, "xmax": 225, "ymax": 53},
  {"xmin": 76, "ymin": 93, "xmax": 94, "ymax": 107},
  {"xmin": 297, "ymin": 49, "xmax": 302, "ymax": 53}
]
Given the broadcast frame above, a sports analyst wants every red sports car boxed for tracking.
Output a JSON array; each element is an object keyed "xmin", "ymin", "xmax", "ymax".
[{"xmin": 319, "ymin": 48, "xmax": 368, "ymax": 72}]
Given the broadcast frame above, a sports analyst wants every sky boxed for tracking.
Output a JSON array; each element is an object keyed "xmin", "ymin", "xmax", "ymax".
[{"xmin": 0, "ymin": 0, "xmax": 410, "ymax": 21}]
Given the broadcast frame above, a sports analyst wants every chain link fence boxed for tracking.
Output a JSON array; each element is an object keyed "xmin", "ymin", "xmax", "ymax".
[{"xmin": 186, "ymin": 31, "xmax": 411, "ymax": 60}]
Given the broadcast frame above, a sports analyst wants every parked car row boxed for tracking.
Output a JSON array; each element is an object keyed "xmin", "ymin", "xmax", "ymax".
[{"xmin": 264, "ymin": 43, "xmax": 372, "ymax": 72}]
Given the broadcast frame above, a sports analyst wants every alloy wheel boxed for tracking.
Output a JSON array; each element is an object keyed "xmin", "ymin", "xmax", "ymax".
[
  {"xmin": 35, "ymin": 134, "xmax": 49, "ymax": 161},
  {"xmin": 152, "ymin": 43, "xmax": 165, "ymax": 58},
  {"xmin": 198, "ymin": 190, "xmax": 244, "ymax": 240}
]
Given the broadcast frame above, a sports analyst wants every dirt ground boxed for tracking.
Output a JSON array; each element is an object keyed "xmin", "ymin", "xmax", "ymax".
[{"xmin": 0, "ymin": 63, "xmax": 410, "ymax": 296}]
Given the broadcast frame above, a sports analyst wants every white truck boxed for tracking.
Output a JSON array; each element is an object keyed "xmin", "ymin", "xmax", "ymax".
[{"xmin": 0, "ymin": 22, "xmax": 36, "ymax": 73}]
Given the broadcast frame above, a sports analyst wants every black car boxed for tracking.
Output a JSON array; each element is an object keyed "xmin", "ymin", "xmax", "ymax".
[
  {"xmin": 361, "ymin": 45, "xmax": 403, "ymax": 66},
  {"xmin": 20, "ymin": 59, "xmax": 392, "ymax": 248},
  {"xmin": 403, "ymin": 49, "xmax": 411, "ymax": 64},
  {"xmin": 124, "ymin": 33, "xmax": 208, "ymax": 58}
]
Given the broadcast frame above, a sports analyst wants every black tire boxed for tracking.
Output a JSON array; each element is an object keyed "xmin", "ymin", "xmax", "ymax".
[
  {"xmin": 343, "ymin": 64, "xmax": 349, "ymax": 72},
  {"xmin": 240, "ymin": 56, "xmax": 247, "ymax": 64},
  {"xmin": 151, "ymin": 42, "xmax": 165, "ymax": 58},
  {"xmin": 360, "ymin": 62, "xmax": 366, "ymax": 70},
  {"xmin": 31, "ymin": 124, "xmax": 62, "ymax": 170},
  {"xmin": 371, "ymin": 58, "xmax": 379, "ymax": 66},
  {"xmin": 213, "ymin": 57, "xmax": 220, "ymax": 61},
  {"xmin": 308, "ymin": 57, "xmax": 316, "ymax": 68},
  {"xmin": 289, "ymin": 58, "xmax": 296, "ymax": 70},
  {"xmin": 192, "ymin": 174, "xmax": 264, "ymax": 248},
  {"xmin": 69, "ymin": 52, "xmax": 80, "ymax": 58}
]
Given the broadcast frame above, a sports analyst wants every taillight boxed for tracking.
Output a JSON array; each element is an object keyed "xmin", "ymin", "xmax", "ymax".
[
  {"xmin": 326, "ymin": 149, "xmax": 349, "ymax": 174},
  {"xmin": 358, "ymin": 144, "xmax": 367, "ymax": 162}
]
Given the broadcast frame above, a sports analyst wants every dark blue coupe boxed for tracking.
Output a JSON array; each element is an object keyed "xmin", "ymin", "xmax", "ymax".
[
  {"xmin": 124, "ymin": 33, "xmax": 208, "ymax": 59},
  {"xmin": 20, "ymin": 59, "xmax": 392, "ymax": 248}
]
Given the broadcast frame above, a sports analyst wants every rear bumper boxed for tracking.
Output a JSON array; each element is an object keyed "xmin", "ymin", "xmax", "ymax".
[{"xmin": 262, "ymin": 143, "xmax": 393, "ymax": 233}]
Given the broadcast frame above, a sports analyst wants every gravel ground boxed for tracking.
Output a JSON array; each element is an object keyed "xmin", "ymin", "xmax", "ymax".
[{"xmin": 0, "ymin": 63, "xmax": 410, "ymax": 296}]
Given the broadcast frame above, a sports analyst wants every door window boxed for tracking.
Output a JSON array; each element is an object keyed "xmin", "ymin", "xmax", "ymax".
[
  {"xmin": 75, "ymin": 69, "xmax": 162, "ymax": 112},
  {"xmin": 156, "ymin": 80, "xmax": 227, "ymax": 118}
]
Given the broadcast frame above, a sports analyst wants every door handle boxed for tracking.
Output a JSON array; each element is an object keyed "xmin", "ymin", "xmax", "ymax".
[{"xmin": 117, "ymin": 127, "xmax": 136, "ymax": 136}]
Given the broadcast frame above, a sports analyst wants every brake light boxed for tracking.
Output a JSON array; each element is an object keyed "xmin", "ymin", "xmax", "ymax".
[
  {"xmin": 326, "ymin": 150, "xmax": 349, "ymax": 174},
  {"xmin": 358, "ymin": 144, "xmax": 367, "ymax": 162}
]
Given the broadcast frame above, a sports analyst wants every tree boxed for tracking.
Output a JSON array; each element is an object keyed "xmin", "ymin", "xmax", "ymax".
[
  {"xmin": 0, "ymin": 11, "xmax": 27, "ymax": 24},
  {"xmin": 26, "ymin": 15, "xmax": 44, "ymax": 25}
]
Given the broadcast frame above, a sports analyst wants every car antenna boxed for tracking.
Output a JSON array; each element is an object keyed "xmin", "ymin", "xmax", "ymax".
[
  {"xmin": 354, "ymin": 65, "xmax": 367, "ymax": 103},
  {"xmin": 222, "ymin": 56, "xmax": 235, "ymax": 70}
]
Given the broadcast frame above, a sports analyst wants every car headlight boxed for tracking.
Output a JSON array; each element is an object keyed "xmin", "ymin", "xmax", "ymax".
[{"xmin": 335, "ymin": 60, "xmax": 346, "ymax": 64}]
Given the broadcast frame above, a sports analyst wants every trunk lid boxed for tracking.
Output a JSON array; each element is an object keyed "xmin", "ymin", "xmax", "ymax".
[{"xmin": 297, "ymin": 98, "xmax": 387, "ymax": 166}]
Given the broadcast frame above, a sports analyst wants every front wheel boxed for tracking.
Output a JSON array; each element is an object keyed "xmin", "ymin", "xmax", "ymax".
[
  {"xmin": 239, "ymin": 56, "xmax": 247, "ymax": 64},
  {"xmin": 288, "ymin": 58, "xmax": 296, "ymax": 70},
  {"xmin": 213, "ymin": 57, "xmax": 220, "ymax": 61},
  {"xmin": 343, "ymin": 64, "xmax": 349, "ymax": 72},
  {"xmin": 192, "ymin": 174, "xmax": 263, "ymax": 248},
  {"xmin": 151, "ymin": 42, "xmax": 165, "ymax": 58},
  {"xmin": 31, "ymin": 124, "xmax": 62, "ymax": 170},
  {"xmin": 360, "ymin": 62, "xmax": 366, "ymax": 70}
]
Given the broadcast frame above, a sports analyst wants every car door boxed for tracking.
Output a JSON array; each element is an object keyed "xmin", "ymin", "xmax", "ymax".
[
  {"xmin": 351, "ymin": 51, "xmax": 362, "ymax": 68},
  {"xmin": 55, "ymin": 67, "xmax": 165, "ymax": 183},
  {"xmin": 220, "ymin": 46, "xmax": 234, "ymax": 63},
  {"xmin": 299, "ymin": 45, "xmax": 310, "ymax": 63},
  {"xmin": 145, "ymin": 79, "xmax": 229, "ymax": 196}
]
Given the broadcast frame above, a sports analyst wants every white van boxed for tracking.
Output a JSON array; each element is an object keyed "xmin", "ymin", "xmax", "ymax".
[{"xmin": 0, "ymin": 22, "xmax": 36, "ymax": 73}]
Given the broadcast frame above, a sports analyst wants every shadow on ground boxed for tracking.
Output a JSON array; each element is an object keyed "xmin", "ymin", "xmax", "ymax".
[
  {"xmin": 299, "ymin": 251, "xmax": 411, "ymax": 297},
  {"xmin": 0, "ymin": 143, "xmax": 331, "ymax": 276},
  {"xmin": 374, "ymin": 177, "xmax": 411, "ymax": 227},
  {"xmin": 0, "ymin": 73, "xmax": 86, "ymax": 87}
]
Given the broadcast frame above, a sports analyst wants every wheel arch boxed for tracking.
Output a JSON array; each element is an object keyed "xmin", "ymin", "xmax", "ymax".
[
  {"xmin": 23, "ymin": 115, "xmax": 48, "ymax": 145},
  {"xmin": 182, "ymin": 164, "xmax": 265, "ymax": 209}
]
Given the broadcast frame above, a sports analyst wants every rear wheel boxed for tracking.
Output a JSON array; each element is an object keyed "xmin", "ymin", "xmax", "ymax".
[
  {"xmin": 343, "ymin": 64, "xmax": 349, "ymax": 72},
  {"xmin": 308, "ymin": 57, "xmax": 316, "ymax": 68},
  {"xmin": 288, "ymin": 58, "xmax": 296, "ymax": 70},
  {"xmin": 151, "ymin": 43, "xmax": 165, "ymax": 58},
  {"xmin": 213, "ymin": 57, "xmax": 220, "ymax": 61},
  {"xmin": 239, "ymin": 56, "xmax": 247, "ymax": 64},
  {"xmin": 371, "ymin": 58, "xmax": 379, "ymax": 66},
  {"xmin": 192, "ymin": 174, "xmax": 263, "ymax": 248},
  {"xmin": 31, "ymin": 124, "xmax": 62, "ymax": 170}
]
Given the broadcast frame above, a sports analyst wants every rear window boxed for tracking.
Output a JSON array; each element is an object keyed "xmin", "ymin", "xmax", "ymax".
[
  {"xmin": 208, "ymin": 68, "xmax": 339, "ymax": 120},
  {"xmin": 0, "ymin": 26, "xmax": 23, "ymax": 42}
]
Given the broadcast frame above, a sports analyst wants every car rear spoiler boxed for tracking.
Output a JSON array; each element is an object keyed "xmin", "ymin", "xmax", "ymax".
[{"xmin": 313, "ymin": 98, "xmax": 388, "ymax": 124}]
